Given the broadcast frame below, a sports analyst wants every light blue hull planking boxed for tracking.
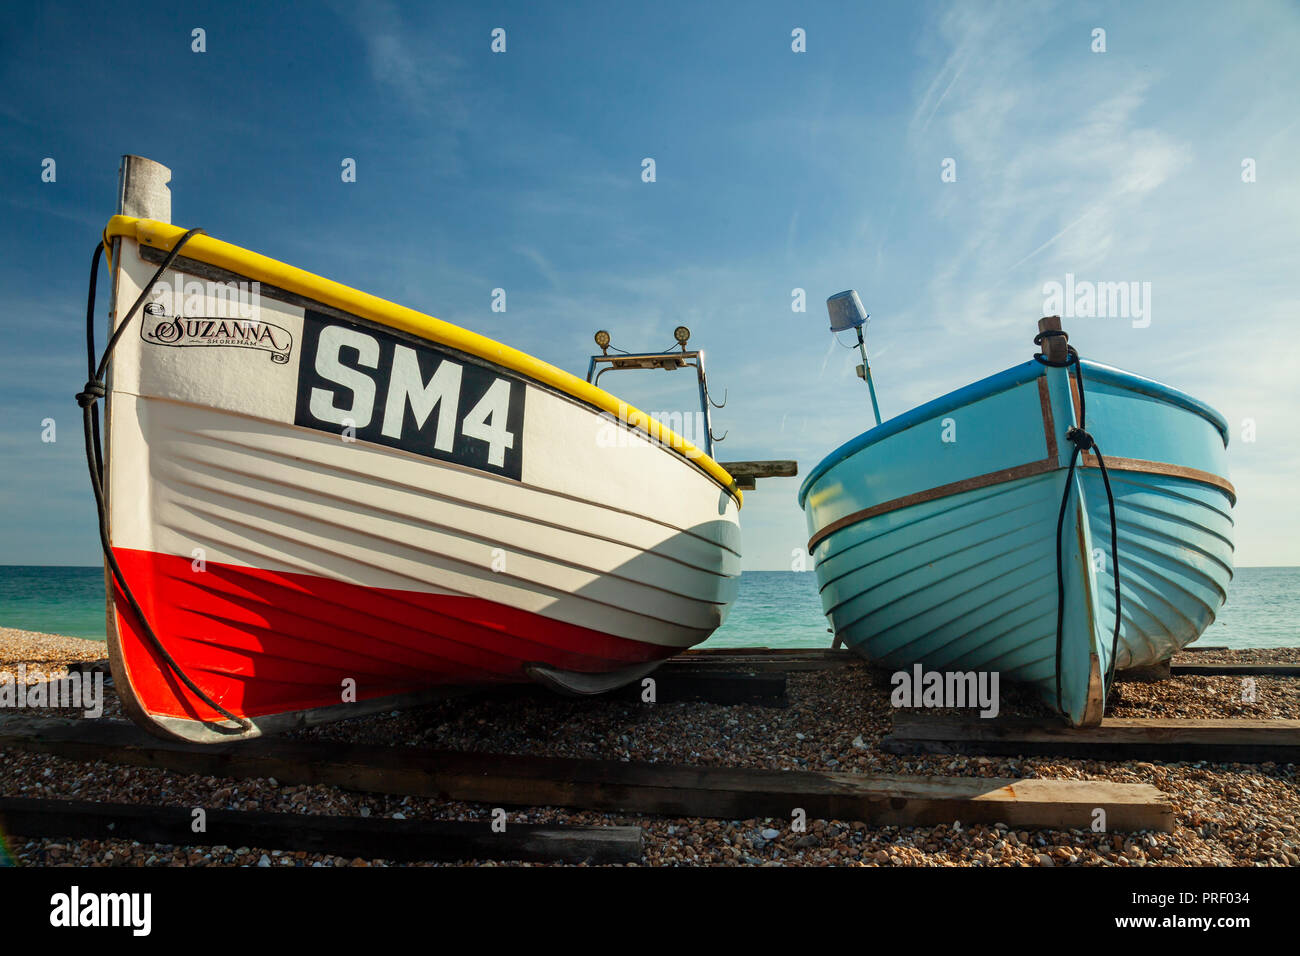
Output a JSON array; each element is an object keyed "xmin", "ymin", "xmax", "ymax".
[{"xmin": 799, "ymin": 358, "xmax": 1234, "ymax": 726}]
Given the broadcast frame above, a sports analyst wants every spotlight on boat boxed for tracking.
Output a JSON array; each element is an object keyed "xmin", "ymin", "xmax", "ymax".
[
  {"xmin": 595, "ymin": 329, "xmax": 611, "ymax": 354},
  {"xmin": 674, "ymin": 325, "xmax": 691, "ymax": 349},
  {"xmin": 826, "ymin": 290, "xmax": 869, "ymax": 332}
]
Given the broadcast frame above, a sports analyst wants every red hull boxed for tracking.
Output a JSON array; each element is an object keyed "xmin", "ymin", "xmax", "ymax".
[{"xmin": 110, "ymin": 548, "xmax": 674, "ymax": 724}]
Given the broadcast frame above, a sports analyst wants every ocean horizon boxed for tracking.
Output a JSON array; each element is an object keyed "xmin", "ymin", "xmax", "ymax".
[{"xmin": 1, "ymin": 565, "xmax": 1296, "ymax": 650}]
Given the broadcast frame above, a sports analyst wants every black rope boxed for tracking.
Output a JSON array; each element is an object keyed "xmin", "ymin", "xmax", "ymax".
[
  {"xmin": 1034, "ymin": 333, "xmax": 1123, "ymax": 718},
  {"xmin": 79, "ymin": 230, "xmax": 251, "ymax": 733}
]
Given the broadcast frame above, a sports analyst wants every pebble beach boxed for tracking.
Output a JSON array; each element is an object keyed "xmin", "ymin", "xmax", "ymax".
[{"xmin": 1, "ymin": 626, "xmax": 1296, "ymax": 867}]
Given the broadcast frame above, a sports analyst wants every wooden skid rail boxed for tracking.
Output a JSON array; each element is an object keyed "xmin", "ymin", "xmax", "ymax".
[
  {"xmin": 0, "ymin": 718, "xmax": 1171, "ymax": 832},
  {"xmin": 669, "ymin": 648, "xmax": 864, "ymax": 673},
  {"xmin": 0, "ymin": 796, "xmax": 642, "ymax": 864},
  {"xmin": 664, "ymin": 659, "xmax": 861, "ymax": 675},
  {"xmin": 679, "ymin": 648, "xmax": 854, "ymax": 659},
  {"xmin": 1114, "ymin": 661, "xmax": 1171, "ymax": 683},
  {"xmin": 883, "ymin": 715, "xmax": 1300, "ymax": 764},
  {"xmin": 1170, "ymin": 662, "xmax": 1300, "ymax": 677},
  {"xmin": 604, "ymin": 670, "xmax": 786, "ymax": 704},
  {"xmin": 470, "ymin": 670, "xmax": 788, "ymax": 705},
  {"xmin": 43, "ymin": 659, "xmax": 788, "ymax": 707}
]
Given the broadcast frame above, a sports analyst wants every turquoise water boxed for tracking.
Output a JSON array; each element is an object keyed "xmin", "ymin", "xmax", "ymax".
[
  {"xmin": 0, "ymin": 566, "xmax": 108, "ymax": 641},
  {"xmin": 0, "ymin": 565, "xmax": 1296, "ymax": 649},
  {"xmin": 705, "ymin": 567, "xmax": 1300, "ymax": 650},
  {"xmin": 706, "ymin": 571, "xmax": 835, "ymax": 649}
]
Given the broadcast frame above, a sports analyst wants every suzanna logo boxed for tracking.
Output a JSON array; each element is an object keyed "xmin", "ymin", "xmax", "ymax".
[
  {"xmin": 140, "ymin": 303, "xmax": 293, "ymax": 364},
  {"xmin": 49, "ymin": 886, "xmax": 151, "ymax": 936}
]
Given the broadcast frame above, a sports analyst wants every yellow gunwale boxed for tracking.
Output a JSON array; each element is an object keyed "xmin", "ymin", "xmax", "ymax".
[{"xmin": 103, "ymin": 215, "xmax": 741, "ymax": 505}]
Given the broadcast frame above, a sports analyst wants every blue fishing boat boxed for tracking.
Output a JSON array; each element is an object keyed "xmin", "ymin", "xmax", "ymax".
[{"xmin": 799, "ymin": 295, "xmax": 1234, "ymax": 726}]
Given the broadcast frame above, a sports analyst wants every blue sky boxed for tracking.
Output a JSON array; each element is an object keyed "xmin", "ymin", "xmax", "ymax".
[{"xmin": 1, "ymin": 0, "xmax": 1297, "ymax": 569}]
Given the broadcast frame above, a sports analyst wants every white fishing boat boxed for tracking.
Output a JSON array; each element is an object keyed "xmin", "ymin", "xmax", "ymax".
[{"xmin": 81, "ymin": 157, "xmax": 742, "ymax": 743}]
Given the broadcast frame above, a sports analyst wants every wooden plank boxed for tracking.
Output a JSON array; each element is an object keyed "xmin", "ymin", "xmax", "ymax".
[
  {"xmin": 883, "ymin": 714, "xmax": 1300, "ymax": 764},
  {"xmin": 485, "ymin": 670, "xmax": 788, "ymax": 705},
  {"xmin": 0, "ymin": 718, "xmax": 1171, "ymax": 831},
  {"xmin": 663, "ymin": 658, "xmax": 861, "ymax": 674},
  {"xmin": 679, "ymin": 647, "xmax": 854, "ymax": 659},
  {"xmin": 0, "ymin": 796, "xmax": 642, "ymax": 864},
  {"xmin": 1171, "ymin": 662, "xmax": 1300, "ymax": 677},
  {"xmin": 1115, "ymin": 660, "xmax": 1171, "ymax": 683},
  {"xmin": 622, "ymin": 670, "xmax": 786, "ymax": 704},
  {"xmin": 668, "ymin": 647, "xmax": 863, "ymax": 673},
  {"xmin": 717, "ymin": 460, "xmax": 798, "ymax": 479}
]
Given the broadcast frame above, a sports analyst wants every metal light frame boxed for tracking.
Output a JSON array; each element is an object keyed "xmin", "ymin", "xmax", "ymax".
[{"xmin": 585, "ymin": 331, "xmax": 722, "ymax": 458}]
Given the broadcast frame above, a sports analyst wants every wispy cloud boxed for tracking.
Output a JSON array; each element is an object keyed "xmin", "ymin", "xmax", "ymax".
[
  {"xmin": 910, "ymin": 7, "xmax": 1190, "ymax": 334},
  {"xmin": 341, "ymin": 0, "xmax": 464, "ymax": 113}
]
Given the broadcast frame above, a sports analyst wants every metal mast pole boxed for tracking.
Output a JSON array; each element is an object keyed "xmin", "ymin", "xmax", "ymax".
[{"xmin": 857, "ymin": 326, "xmax": 881, "ymax": 426}]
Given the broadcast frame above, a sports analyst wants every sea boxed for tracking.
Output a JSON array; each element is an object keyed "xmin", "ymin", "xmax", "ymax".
[{"xmin": 0, "ymin": 565, "xmax": 1296, "ymax": 650}]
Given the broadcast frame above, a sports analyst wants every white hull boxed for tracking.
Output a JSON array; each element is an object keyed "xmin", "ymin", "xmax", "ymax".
[{"xmin": 98, "ymin": 223, "xmax": 741, "ymax": 742}]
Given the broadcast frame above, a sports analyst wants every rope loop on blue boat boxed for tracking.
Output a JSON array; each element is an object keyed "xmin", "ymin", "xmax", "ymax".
[
  {"xmin": 1033, "ymin": 328, "xmax": 1069, "ymax": 348},
  {"xmin": 78, "ymin": 231, "xmax": 252, "ymax": 733},
  {"xmin": 1034, "ymin": 340, "xmax": 1123, "ymax": 719},
  {"xmin": 1065, "ymin": 425, "xmax": 1094, "ymax": 451}
]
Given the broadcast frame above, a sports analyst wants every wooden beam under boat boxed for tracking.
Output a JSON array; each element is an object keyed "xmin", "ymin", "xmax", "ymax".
[
  {"xmin": 678, "ymin": 647, "xmax": 854, "ymax": 659},
  {"xmin": 36, "ymin": 658, "xmax": 789, "ymax": 706},
  {"xmin": 883, "ymin": 714, "xmax": 1300, "ymax": 764},
  {"xmin": 1170, "ymin": 662, "xmax": 1300, "ymax": 677},
  {"xmin": 1115, "ymin": 658, "xmax": 1300, "ymax": 679},
  {"xmin": 480, "ymin": 669, "xmax": 788, "ymax": 705},
  {"xmin": 0, "ymin": 718, "xmax": 1172, "ymax": 832},
  {"xmin": 667, "ymin": 648, "xmax": 863, "ymax": 673},
  {"xmin": 0, "ymin": 796, "xmax": 642, "ymax": 864},
  {"xmin": 664, "ymin": 658, "xmax": 860, "ymax": 674}
]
